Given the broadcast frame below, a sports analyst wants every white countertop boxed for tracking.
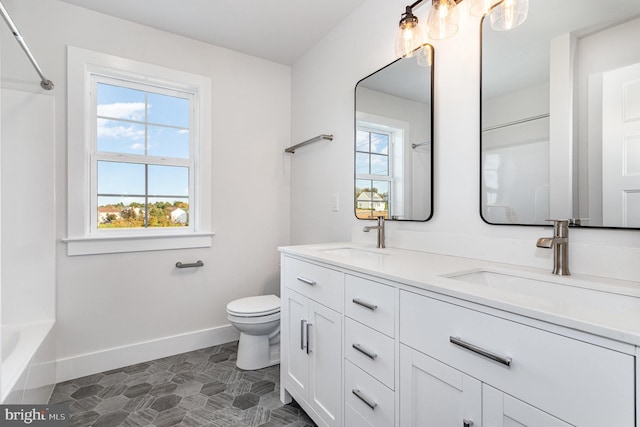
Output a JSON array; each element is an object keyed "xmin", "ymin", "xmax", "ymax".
[{"xmin": 279, "ymin": 243, "xmax": 640, "ymax": 347}]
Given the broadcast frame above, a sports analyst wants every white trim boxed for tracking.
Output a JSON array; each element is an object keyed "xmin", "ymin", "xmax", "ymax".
[
  {"xmin": 66, "ymin": 46, "xmax": 213, "ymax": 255},
  {"xmin": 63, "ymin": 232, "xmax": 214, "ymax": 256},
  {"xmin": 56, "ymin": 324, "xmax": 239, "ymax": 383}
]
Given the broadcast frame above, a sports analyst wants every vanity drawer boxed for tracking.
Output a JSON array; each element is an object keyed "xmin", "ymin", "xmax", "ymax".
[
  {"xmin": 345, "ymin": 360, "xmax": 394, "ymax": 427},
  {"xmin": 400, "ymin": 290, "xmax": 635, "ymax": 426},
  {"xmin": 283, "ymin": 256, "xmax": 343, "ymax": 312},
  {"xmin": 345, "ymin": 318, "xmax": 395, "ymax": 389},
  {"xmin": 345, "ymin": 275, "xmax": 395, "ymax": 337}
]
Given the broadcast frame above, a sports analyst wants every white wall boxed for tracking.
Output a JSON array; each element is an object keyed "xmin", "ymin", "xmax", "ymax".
[
  {"xmin": 1, "ymin": 89, "xmax": 56, "ymax": 326},
  {"xmin": 1, "ymin": 0, "xmax": 291, "ymax": 381},
  {"xmin": 291, "ymin": 0, "xmax": 640, "ymax": 282}
]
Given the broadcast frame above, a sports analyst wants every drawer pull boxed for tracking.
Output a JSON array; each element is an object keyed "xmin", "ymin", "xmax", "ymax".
[
  {"xmin": 450, "ymin": 336, "xmax": 512, "ymax": 367},
  {"xmin": 300, "ymin": 319, "xmax": 307, "ymax": 351},
  {"xmin": 352, "ymin": 298, "xmax": 378, "ymax": 311},
  {"xmin": 463, "ymin": 420, "xmax": 474, "ymax": 427},
  {"xmin": 352, "ymin": 389, "xmax": 377, "ymax": 410},
  {"xmin": 306, "ymin": 322, "xmax": 312, "ymax": 354},
  {"xmin": 352, "ymin": 343, "xmax": 378, "ymax": 360},
  {"xmin": 296, "ymin": 276, "xmax": 316, "ymax": 286}
]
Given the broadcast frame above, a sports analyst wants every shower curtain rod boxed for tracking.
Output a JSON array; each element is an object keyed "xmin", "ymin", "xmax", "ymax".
[{"xmin": 0, "ymin": 1, "xmax": 54, "ymax": 90}]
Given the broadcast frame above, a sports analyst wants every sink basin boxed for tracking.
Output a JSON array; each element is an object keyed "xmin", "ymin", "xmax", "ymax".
[
  {"xmin": 446, "ymin": 269, "xmax": 640, "ymax": 319},
  {"xmin": 319, "ymin": 247, "xmax": 389, "ymax": 257}
]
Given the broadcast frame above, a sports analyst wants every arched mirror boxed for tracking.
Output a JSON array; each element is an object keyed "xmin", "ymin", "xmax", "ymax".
[
  {"xmin": 355, "ymin": 49, "xmax": 434, "ymax": 221},
  {"xmin": 481, "ymin": 0, "xmax": 640, "ymax": 228}
]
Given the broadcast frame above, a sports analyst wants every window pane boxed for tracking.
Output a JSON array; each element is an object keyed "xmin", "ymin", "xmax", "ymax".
[
  {"xmin": 147, "ymin": 197, "xmax": 189, "ymax": 227},
  {"xmin": 356, "ymin": 152, "xmax": 370, "ymax": 175},
  {"xmin": 370, "ymin": 154, "xmax": 389, "ymax": 175},
  {"xmin": 147, "ymin": 125, "xmax": 189, "ymax": 159},
  {"xmin": 356, "ymin": 130, "xmax": 370, "ymax": 152},
  {"xmin": 97, "ymin": 119, "xmax": 146, "ymax": 154},
  {"xmin": 97, "ymin": 196, "xmax": 145, "ymax": 229},
  {"xmin": 97, "ymin": 83, "xmax": 145, "ymax": 121},
  {"xmin": 97, "ymin": 161, "xmax": 145, "ymax": 195},
  {"xmin": 370, "ymin": 133, "xmax": 389, "ymax": 154},
  {"xmin": 355, "ymin": 179, "xmax": 371, "ymax": 194},
  {"xmin": 372, "ymin": 181, "xmax": 390, "ymax": 201},
  {"xmin": 372, "ymin": 180, "xmax": 389, "ymax": 219},
  {"xmin": 147, "ymin": 92, "xmax": 189, "ymax": 128},
  {"xmin": 148, "ymin": 165, "xmax": 189, "ymax": 197}
]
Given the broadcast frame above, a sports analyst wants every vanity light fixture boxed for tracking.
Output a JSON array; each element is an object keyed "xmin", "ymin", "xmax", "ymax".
[
  {"xmin": 395, "ymin": 4, "xmax": 425, "ymax": 58},
  {"xmin": 467, "ymin": 0, "xmax": 502, "ymax": 17},
  {"xmin": 395, "ymin": 0, "xmax": 527, "ymax": 58},
  {"xmin": 427, "ymin": 0, "xmax": 462, "ymax": 40},
  {"xmin": 395, "ymin": 0, "xmax": 463, "ymax": 59},
  {"xmin": 489, "ymin": 0, "xmax": 528, "ymax": 31}
]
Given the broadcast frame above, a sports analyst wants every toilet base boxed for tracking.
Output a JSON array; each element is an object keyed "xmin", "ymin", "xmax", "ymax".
[{"xmin": 236, "ymin": 333, "xmax": 280, "ymax": 370}]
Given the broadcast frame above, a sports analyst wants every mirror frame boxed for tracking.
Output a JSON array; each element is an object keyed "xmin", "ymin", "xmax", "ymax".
[{"xmin": 354, "ymin": 50, "xmax": 435, "ymax": 222}]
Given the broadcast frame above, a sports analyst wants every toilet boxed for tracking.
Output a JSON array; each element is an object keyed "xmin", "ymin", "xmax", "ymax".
[{"xmin": 226, "ymin": 295, "xmax": 281, "ymax": 370}]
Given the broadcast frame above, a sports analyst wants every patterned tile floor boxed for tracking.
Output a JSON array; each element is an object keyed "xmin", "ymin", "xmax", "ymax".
[{"xmin": 49, "ymin": 341, "xmax": 317, "ymax": 427}]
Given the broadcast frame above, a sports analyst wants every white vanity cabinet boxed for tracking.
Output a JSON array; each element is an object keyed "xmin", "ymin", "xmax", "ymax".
[
  {"xmin": 399, "ymin": 289, "xmax": 635, "ymax": 426},
  {"xmin": 281, "ymin": 256, "xmax": 343, "ymax": 427},
  {"xmin": 280, "ymin": 247, "xmax": 639, "ymax": 427}
]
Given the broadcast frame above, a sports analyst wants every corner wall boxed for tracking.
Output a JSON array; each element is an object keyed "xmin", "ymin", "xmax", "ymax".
[
  {"xmin": 1, "ymin": 0, "xmax": 291, "ymax": 381},
  {"xmin": 290, "ymin": 0, "xmax": 640, "ymax": 282}
]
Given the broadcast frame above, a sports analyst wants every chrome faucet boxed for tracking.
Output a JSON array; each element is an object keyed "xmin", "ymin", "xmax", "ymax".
[
  {"xmin": 363, "ymin": 217, "xmax": 385, "ymax": 249},
  {"xmin": 536, "ymin": 219, "xmax": 570, "ymax": 276}
]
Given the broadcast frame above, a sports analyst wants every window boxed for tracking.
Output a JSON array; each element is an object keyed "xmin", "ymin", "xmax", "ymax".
[
  {"xmin": 93, "ymin": 78, "xmax": 193, "ymax": 230},
  {"xmin": 66, "ymin": 47, "xmax": 212, "ymax": 255},
  {"xmin": 355, "ymin": 126, "xmax": 392, "ymax": 219}
]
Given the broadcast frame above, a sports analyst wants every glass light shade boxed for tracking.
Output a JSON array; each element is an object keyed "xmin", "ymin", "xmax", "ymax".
[
  {"xmin": 417, "ymin": 45, "xmax": 433, "ymax": 67},
  {"xmin": 490, "ymin": 0, "xmax": 528, "ymax": 31},
  {"xmin": 468, "ymin": 0, "xmax": 502, "ymax": 17},
  {"xmin": 427, "ymin": 0, "xmax": 460, "ymax": 40},
  {"xmin": 395, "ymin": 18, "xmax": 425, "ymax": 58}
]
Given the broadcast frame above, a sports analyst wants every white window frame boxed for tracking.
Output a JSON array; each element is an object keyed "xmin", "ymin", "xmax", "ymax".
[{"xmin": 65, "ymin": 46, "xmax": 213, "ymax": 255}]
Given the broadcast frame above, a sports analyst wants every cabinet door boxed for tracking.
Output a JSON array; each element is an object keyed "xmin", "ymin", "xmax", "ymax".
[
  {"xmin": 483, "ymin": 385, "xmax": 571, "ymax": 427},
  {"xmin": 308, "ymin": 301, "xmax": 343, "ymax": 427},
  {"xmin": 400, "ymin": 345, "xmax": 481, "ymax": 427},
  {"xmin": 283, "ymin": 289, "xmax": 309, "ymax": 399}
]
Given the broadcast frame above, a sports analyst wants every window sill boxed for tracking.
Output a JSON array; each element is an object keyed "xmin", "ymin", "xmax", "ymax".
[{"xmin": 63, "ymin": 232, "xmax": 214, "ymax": 256}]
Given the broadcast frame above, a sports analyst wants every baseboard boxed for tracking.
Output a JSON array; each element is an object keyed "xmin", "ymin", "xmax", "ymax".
[{"xmin": 56, "ymin": 324, "xmax": 240, "ymax": 383}]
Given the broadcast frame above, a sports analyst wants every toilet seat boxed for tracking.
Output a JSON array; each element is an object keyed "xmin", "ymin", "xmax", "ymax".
[{"xmin": 226, "ymin": 295, "xmax": 280, "ymax": 317}]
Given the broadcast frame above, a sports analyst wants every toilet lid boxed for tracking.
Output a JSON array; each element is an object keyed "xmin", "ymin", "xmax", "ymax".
[{"xmin": 227, "ymin": 295, "xmax": 281, "ymax": 316}]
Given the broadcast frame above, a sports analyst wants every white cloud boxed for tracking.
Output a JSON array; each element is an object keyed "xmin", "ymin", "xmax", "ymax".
[
  {"xmin": 97, "ymin": 121, "xmax": 145, "ymax": 141},
  {"xmin": 97, "ymin": 102, "xmax": 145, "ymax": 121}
]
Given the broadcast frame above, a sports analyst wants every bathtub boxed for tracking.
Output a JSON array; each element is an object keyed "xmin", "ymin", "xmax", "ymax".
[{"xmin": 1, "ymin": 321, "xmax": 56, "ymax": 404}]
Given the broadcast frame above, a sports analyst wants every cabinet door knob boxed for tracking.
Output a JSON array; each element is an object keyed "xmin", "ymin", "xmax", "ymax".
[{"xmin": 463, "ymin": 419, "xmax": 474, "ymax": 427}]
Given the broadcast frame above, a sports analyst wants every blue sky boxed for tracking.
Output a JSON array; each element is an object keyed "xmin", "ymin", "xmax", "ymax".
[{"xmin": 96, "ymin": 83, "xmax": 191, "ymax": 205}]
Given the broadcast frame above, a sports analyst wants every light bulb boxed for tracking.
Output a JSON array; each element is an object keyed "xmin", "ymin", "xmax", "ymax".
[
  {"xmin": 427, "ymin": 0, "xmax": 460, "ymax": 40},
  {"xmin": 468, "ymin": 0, "xmax": 502, "ymax": 17},
  {"xmin": 490, "ymin": 0, "xmax": 528, "ymax": 31}
]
